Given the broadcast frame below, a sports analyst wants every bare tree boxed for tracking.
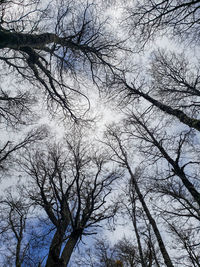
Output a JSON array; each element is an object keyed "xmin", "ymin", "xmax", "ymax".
[
  {"xmin": 125, "ymin": 0, "xmax": 200, "ymax": 47},
  {"xmin": 122, "ymin": 110, "xmax": 200, "ymax": 208},
  {"xmin": 0, "ymin": 125, "xmax": 48, "ymax": 173},
  {"xmin": 111, "ymin": 106, "xmax": 200, "ymax": 265},
  {"xmin": 79, "ymin": 234, "xmax": 161, "ymax": 267},
  {"xmin": 0, "ymin": 0, "xmax": 124, "ymax": 119},
  {"xmin": 94, "ymin": 238, "xmax": 123, "ymax": 267},
  {"xmin": 18, "ymin": 130, "xmax": 120, "ymax": 266},
  {"xmin": 165, "ymin": 221, "xmax": 200, "ymax": 266},
  {"xmin": 0, "ymin": 190, "xmax": 30, "ymax": 267},
  {"xmin": 110, "ymin": 48, "xmax": 200, "ymax": 132},
  {"xmin": 0, "ymin": 87, "xmax": 36, "ymax": 128},
  {"xmin": 103, "ymin": 126, "xmax": 174, "ymax": 267}
]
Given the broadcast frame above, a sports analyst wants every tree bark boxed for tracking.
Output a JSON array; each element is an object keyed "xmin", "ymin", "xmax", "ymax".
[
  {"xmin": 0, "ymin": 29, "xmax": 57, "ymax": 49},
  {"xmin": 45, "ymin": 227, "xmax": 67, "ymax": 267},
  {"xmin": 0, "ymin": 28, "xmax": 99, "ymax": 54},
  {"xmin": 16, "ymin": 238, "xmax": 22, "ymax": 267},
  {"xmin": 60, "ymin": 233, "xmax": 80, "ymax": 266}
]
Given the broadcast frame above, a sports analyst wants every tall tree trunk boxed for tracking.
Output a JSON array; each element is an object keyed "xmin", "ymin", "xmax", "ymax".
[
  {"xmin": 127, "ymin": 166, "xmax": 174, "ymax": 267},
  {"xmin": 132, "ymin": 205, "xmax": 147, "ymax": 267}
]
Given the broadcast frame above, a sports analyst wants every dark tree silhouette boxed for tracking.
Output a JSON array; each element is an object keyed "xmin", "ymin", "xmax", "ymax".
[
  {"xmin": 19, "ymin": 130, "xmax": 120, "ymax": 266},
  {"xmin": 0, "ymin": 191, "xmax": 30, "ymax": 267},
  {"xmin": 0, "ymin": 126, "xmax": 48, "ymax": 173},
  {"xmin": 125, "ymin": 0, "xmax": 200, "ymax": 47},
  {"xmin": 103, "ymin": 126, "xmax": 174, "ymax": 267},
  {"xmin": 110, "ymin": 49, "xmax": 200, "ymax": 132},
  {"xmin": 123, "ymin": 110, "xmax": 200, "ymax": 208},
  {"xmin": 0, "ymin": 0, "xmax": 123, "ymax": 119}
]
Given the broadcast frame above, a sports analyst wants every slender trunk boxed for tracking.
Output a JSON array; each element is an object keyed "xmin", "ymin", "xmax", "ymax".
[
  {"xmin": 125, "ymin": 82, "xmax": 200, "ymax": 132},
  {"xmin": 148, "ymin": 233, "xmax": 161, "ymax": 267},
  {"xmin": 134, "ymin": 181, "xmax": 173, "ymax": 266},
  {"xmin": 113, "ymin": 133, "xmax": 173, "ymax": 265},
  {"xmin": 60, "ymin": 233, "xmax": 80, "ymax": 266},
  {"xmin": 15, "ymin": 218, "xmax": 23, "ymax": 267},
  {"xmin": 135, "ymin": 115, "xmax": 200, "ymax": 207},
  {"xmin": 147, "ymin": 240, "xmax": 153, "ymax": 267},
  {"xmin": 127, "ymin": 167, "xmax": 174, "ymax": 267},
  {"xmin": 132, "ymin": 205, "xmax": 147, "ymax": 267}
]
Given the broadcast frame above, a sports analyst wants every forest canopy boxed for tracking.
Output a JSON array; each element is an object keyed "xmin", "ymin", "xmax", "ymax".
[{"xmin": 0, "ymin": 0, "xmax": 200, "ymax": 266}]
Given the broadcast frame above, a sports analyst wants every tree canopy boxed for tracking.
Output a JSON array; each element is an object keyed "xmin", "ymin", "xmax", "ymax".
[{"xmin": 0, "ymin": 0, "xmax": 200, "ymax": 266}]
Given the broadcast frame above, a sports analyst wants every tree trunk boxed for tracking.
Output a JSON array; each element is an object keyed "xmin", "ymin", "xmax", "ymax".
[
  {"xmin": 60, "ymin": 233, "xmax": 80, "ymax": 266},
  {"xmin": 132, "ymin": 205, "xmax": 147, "ymax": 267},
  {"xmin": 0, "ymin": 28, "xmax": 98, "ymax": 54},
  {"xmin": 127, "ymin": 166, "xmax": 174, "ymax": 267},
  {"xmin": 124, "ymin": 81, "xmax": 200, "ymax": 132},
  {"xmin": 45, "ymin": 227, "xmax": 66, "ymax": 267},
  {"xmin": 0, "ymin": 29, "xmax": 57, "ymax": 49}
]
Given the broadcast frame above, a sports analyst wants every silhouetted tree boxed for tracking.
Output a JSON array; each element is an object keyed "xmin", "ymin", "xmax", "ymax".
[
  {"xmin": 125, "ymin": 0, "xmax": 200, "ymax": 47},
  {"xmin": 0, "ymin": 126, "xmax": 48, "ymax": 173},
  {"xmin": 19, "ymin": 129, "xmax": 120, "ymax": 266},
  {"xmin": 0, "ymin": 0, "xmax": 123, "ymax": 119},
  {"xmin": 0, "ymin": 190, "xmax": 30, "ymax": 267},
  {"xmin": 103, "ymin": 126, "xmax": 174, "ymax": 267}
]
